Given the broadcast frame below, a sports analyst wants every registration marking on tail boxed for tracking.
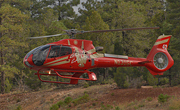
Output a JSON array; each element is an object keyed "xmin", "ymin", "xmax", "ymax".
[{"xmin": 114, "ymin": 60, "xmax": 132, "ymax": 66}]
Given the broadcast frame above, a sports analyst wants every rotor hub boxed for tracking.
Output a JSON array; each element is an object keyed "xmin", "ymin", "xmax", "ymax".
[{"xmin": 157, "ymin": 58, "xmax": 164, "ymax": 64}]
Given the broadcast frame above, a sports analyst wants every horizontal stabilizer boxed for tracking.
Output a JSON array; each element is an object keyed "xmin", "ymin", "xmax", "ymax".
[{"xmin": 138, "ymin": 60, "xmax": 151, "ymax": 64}]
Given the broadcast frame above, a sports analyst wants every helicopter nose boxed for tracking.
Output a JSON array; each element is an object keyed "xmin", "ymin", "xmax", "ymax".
[{"xmin": 24, "ymin": 54, "xmax": 34, "ymax": 68}]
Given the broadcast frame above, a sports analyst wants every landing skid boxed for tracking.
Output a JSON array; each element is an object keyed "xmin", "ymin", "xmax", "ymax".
[{"xmin": 34, "ymin": 69, "xmax": 97, "ymax": 84}]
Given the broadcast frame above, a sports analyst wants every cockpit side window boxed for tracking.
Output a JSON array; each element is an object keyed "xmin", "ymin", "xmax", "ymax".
[
  {"xmin": 48, "ymin": 46, "xmax": 60, "ymax": 58},
  {"xmin": 60, "ymin": 46, "xmax": 72, "ymax": 56},
  {"xmin": 48, "ymin": 45, "xmax": 72, "ymax": 58}
]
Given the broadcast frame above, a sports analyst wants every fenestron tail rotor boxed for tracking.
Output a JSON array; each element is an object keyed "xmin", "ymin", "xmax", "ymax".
[
  {"xmin": 153, "ymin": 52, "xmax": 168, "ymax": 70},
  {"xmin": 28, "ymin": 27, "xmax": 159, "ymax": 39}
]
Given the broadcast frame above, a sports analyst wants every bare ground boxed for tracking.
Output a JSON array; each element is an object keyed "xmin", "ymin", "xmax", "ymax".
[{"xmin": 1, "ymin": 84, "xmax": 180, "ymax": 110}]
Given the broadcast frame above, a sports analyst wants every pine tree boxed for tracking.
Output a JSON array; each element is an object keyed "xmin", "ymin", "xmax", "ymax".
[
  {"xmin": 167, "ymin": 0, "xmax": 180, "ymax": 37},
  {"xmin": 80, "ymin": 11, "xmax": 114, "ymax": 53},
  {"xmin": 0, "ymin": 2, "xmax": 29, "ymax": 93},
  {"xmin": 30, "ymin": 0, "xmax": 79, "ymax": 20},
  {"xmin": 165, "ymin": 0, "xmax": 180, "ymax": 86},
  {"xmin": 77, "ymin": 0, "xmax": 101, "ymax": 25},
  {"xmin": 99, "ymin": 0, "xmax": 162, "ymax": 87}
]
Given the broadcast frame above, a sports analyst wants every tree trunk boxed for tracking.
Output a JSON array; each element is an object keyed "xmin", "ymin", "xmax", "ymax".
[
  {"xmin": 105, "ymin": 68, "xmax": 109, "ymax": 79},
  {"xmin": 0, "ymin": 32, "xmax": 5, "ymax": 94},
  {"xmin": 58, "ymin": 0, "xmax": 62, "ymax": 20},
  {"xmin": 0, "ymin": 1, "xmax": 5, "ymax": 94},
  {"xmin": 1, "ymin": 71, "xmax": 5, "ymax": 94},
  {"xmin": 169, "ymin": 68, "xmax": 172, "ymax": 86},
  {"xmin": 56, "ymin": 76, "xmax": 59, "ymax": 87}
]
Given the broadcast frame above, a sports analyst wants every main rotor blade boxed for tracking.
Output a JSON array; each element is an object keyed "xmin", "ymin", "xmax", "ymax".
[
  {"xmin": 28, "ymin": 33, "xmax": 67, "ymax": 39},
  {"xmin": 83, "ymin": 27, "xmax": 159, "ymax": 33}
]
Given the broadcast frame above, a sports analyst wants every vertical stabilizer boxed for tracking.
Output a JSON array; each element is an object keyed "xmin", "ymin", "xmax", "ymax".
[{"xmin": 146, "ymin": 35, "xmax": 174, "ymax": 76}]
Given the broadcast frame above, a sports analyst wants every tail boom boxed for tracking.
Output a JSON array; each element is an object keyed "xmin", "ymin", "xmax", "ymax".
[{"xmin": 94, "ymin": 35, "xmax": 174, "ymax": 76}]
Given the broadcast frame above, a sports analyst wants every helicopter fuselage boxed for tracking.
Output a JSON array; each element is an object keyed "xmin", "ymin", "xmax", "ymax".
[
  {"xmin": 23, "ymin": 36, "xmax": 174, "ymax": 84},
  {"xmin": 24, "ymin": 39, "xmax": 148, "ymax": 72}
]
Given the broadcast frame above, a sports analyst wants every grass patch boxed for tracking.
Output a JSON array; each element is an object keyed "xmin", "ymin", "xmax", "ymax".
[
  {"xmin": 123, "ymin": 99, "xmax": 147, "ymax": 110},
  {"xmin": 50, "ymin": 97, "xmax": 72, "ymax": 110},
  {"xmin": 115, "ymin": 106, "xmax": 121, "ymax": 110},
  {"xmin": 169, "ymin": 98, "xmax": 180, "ymax": 110},
  {"xmin": 83, "ymin": 82, "xmax": 89, "ymax": 88},
  {"xmin": 50, "ymin": 93, "xmax": 90, "ymax": 109},
  {"xmin": 138, "ymin": 103, "xmax": 145, "ymax": 108},
  {"xmin": 15, "ymin": 105, "xmax": 22, "ymax": 110},
  {"xmin": 57, "ymin": 100, "xmax": 65, "ymax": 107},
  {"xmin": 101, "ymin": 104, "xmax": 113, "ymax": 110},
  {"xmin": 64, "ymin": 97, "xmax": 73, "ymax": 104},
  {"xmin": 111, "ymin": 92, "xmax": 114, "ymax": 96},
  {"xmin": 113, "ymin": 95, "xmax": 180, "ymax": 110},
  {"xmin": 127, "ymin": 100, "xmax": 138, "ymax": 107},
  {"xmin": 146, "ymin": 97, "xmax": 153, "ymax": 101},
  {"xmin": 158, "ymin": 94, "xmax": 170, "ymax": 103},
  {"xmin": 72, "ymin": 93, "xmax": 89, "ymax": 106},
  {"xmin": 50, "ymin": 104, "xmax": 59, "ymax": 110}
]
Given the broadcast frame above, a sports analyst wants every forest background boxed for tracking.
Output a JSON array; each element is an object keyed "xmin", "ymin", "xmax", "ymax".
[{"xmin": 0, "ymin": 0, "xmax": 180, "ymax": 94}]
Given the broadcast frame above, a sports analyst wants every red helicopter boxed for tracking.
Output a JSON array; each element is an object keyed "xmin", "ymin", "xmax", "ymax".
[{"xmin": 24, "ymin": 27, "xmax": 174, "ymax": 84}]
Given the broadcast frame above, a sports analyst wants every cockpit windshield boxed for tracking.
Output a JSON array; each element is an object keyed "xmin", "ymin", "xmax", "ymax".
[
  {"xmin": 25, "ymin": 45, "xmax": 72, "ymax": 66},
  {"xmin": 32, "ymin": 45, "xmax": 50, "ymax": 66},
  {"xmin": 26, "ymin": 46, "xmax": 43, "ymax": 59}
]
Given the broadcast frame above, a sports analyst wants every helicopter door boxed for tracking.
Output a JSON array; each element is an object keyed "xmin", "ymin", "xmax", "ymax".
[
  {"xmin": 48, "ymin": 45, "xmax": 60, "ymax": 58},
  {"xmin": 44, "ymin": 45, "xmax": 72, "ymax": 67},
  {"xmin": 48, "ymin": 45, "xmax": 72, "ymax": 58},
  {"xmin": 44, "ymin": 45, "xmax": 72, "ymax": 66}
]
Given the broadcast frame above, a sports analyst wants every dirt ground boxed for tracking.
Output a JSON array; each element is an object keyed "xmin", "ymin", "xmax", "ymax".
[{"xmin": 1, "ymin": 84, "xmax": 180, "ymax": 110}]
